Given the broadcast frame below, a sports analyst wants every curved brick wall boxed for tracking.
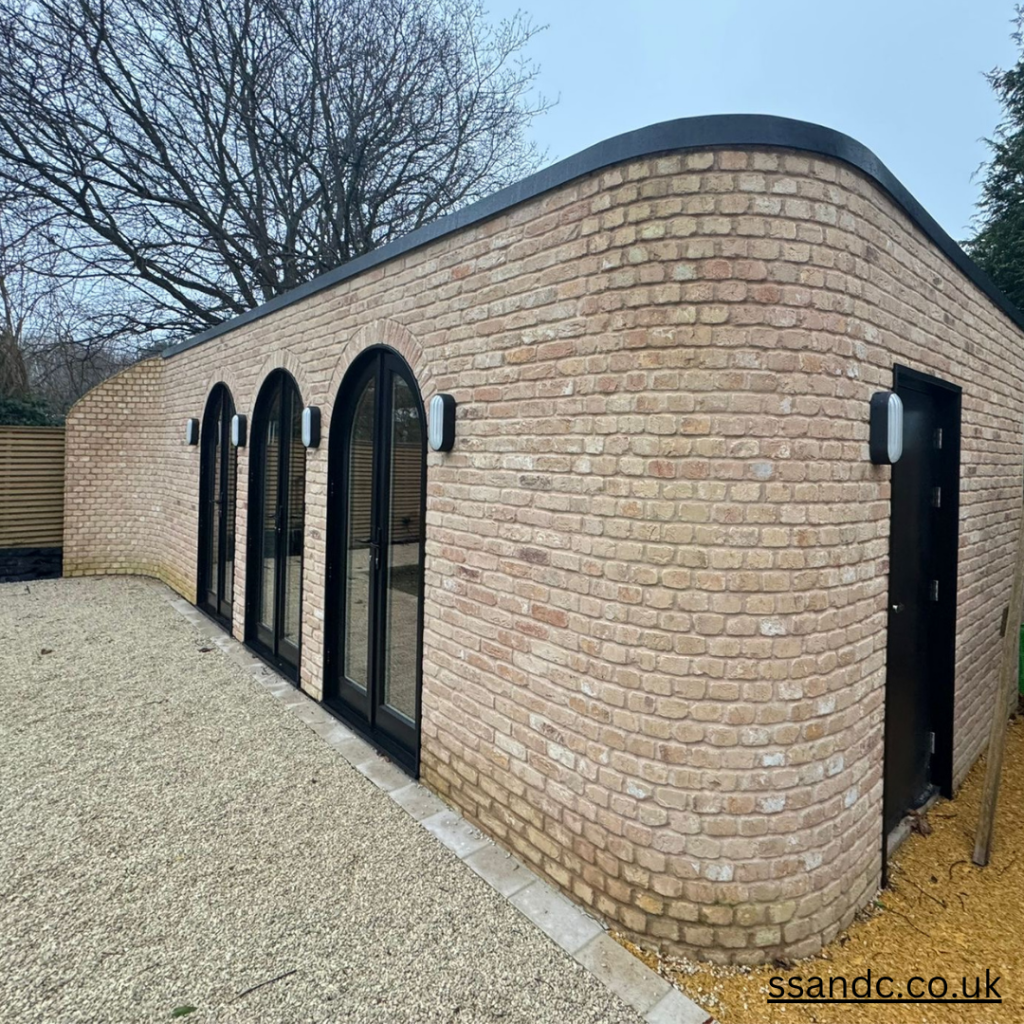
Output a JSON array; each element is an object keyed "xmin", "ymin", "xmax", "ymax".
[{"xmin": 65, "ymin": 142, "xmax": 1024, "ymax": 963}]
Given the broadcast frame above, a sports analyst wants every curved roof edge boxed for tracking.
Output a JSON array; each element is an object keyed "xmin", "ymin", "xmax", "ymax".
[{"xmin": 163, "ymin": 113, "xmax": 1022, "ymax": 359}]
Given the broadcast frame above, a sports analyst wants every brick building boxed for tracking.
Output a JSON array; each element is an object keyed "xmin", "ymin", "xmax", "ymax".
[{"xmin": 64, "ymin": 115, "xmax": 1024, "ymax": 963}]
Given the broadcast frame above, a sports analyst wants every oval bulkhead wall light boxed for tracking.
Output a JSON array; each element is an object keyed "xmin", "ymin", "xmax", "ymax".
[
  {"xmin": 428, "ymin": 393, "xmax": 456, "ymax": 452},
  {"xmin": 301, "ymin": 406, "xmax": 321, "ymax": 449},
  {"xmin": 231, "ymin": 413, "xmax": 247, "ymax": 448},
  {"xmin": 185, "ymin": 418, "xmax": 199, "ymax": 445},
  {"xmin": 869, "ymin": 391, "xmax": 903, "ymax": 465}
]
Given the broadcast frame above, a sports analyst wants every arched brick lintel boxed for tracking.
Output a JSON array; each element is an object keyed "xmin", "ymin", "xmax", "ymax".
[
  {"xmin": 322, "ymin": 319, "xmax": 435, "ymax": 432},
  {"xmin": 247, "ymin": 350, "xmax": 314, "ymax": 416}
]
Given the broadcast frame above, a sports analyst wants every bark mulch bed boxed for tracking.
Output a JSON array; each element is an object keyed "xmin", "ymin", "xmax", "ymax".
[{"xmin": 617, "ymin": 714, "xmax": 1024, "ymax": 1023}]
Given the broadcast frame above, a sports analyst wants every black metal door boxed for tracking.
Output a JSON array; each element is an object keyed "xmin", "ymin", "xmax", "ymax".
[
  {"xmin": 198, "ymin": 385, "xmax": 236, "ymax": 626},
  {"xmin": 247, "ymin": 372, "xmax": 305, "ymax": 681},
  {"xmin": 326, "ymin": 350, "xmax": 425, "ymax": 772},
  {"xmin": 884, "ymin": 367, "xmax": 960, "ymax": 836}
]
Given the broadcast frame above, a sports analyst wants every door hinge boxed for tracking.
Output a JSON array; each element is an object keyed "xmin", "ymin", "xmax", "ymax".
[
  {"xmin": 929, "ymin": 579, "xmax": 940, "ymax": 602},
  {"xmin": 929, "ymin": 731, "xmax": 936, "ymax": 754},
  {"xmin": 934, "ymin": 427, "xmax": 943, "ymax": 450},
  {"xmin": 931, "ymin": 486, "xmax": 941, "ymax": 508}
]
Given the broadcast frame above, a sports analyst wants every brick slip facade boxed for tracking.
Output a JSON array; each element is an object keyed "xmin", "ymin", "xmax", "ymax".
[{"xmin": 64, "ymin": 135, "xmax": 1024, "ymax": 963}]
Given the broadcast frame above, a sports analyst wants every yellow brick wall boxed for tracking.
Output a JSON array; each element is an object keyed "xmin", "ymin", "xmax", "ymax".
[{"xmin": 64, "ymin": 146, "xmax": 1024, "ymax": 964}]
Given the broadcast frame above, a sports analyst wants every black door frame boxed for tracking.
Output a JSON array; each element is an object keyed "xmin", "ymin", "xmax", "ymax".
[
  {"xmin": 197, "ymin": 383, "xmax": 236, "ymax": 628},
  {"xmin": 324, "ymin": 347, "xmax": 426, "ymax": 774},
  {"xmin": 881, "ymin": 363, "xmax": 960, "ymax": 871},
  {"xmin": 245, "ymin": 370, "xmax": 305, "ymax": 683}
]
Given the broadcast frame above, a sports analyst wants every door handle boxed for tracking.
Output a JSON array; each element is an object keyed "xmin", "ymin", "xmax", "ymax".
[
  {"xmin": 369, "ymin": 538, "xmax": 381, "ymax": 571},
  {"xmin": 891, "ymin": 602, "xmax": 904, "ymax": 614}
]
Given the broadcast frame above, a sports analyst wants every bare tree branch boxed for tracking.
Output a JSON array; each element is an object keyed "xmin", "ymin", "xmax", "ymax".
[{"xmin": 0, "ymin": 0, "xmax": 550, "ymax": 342}]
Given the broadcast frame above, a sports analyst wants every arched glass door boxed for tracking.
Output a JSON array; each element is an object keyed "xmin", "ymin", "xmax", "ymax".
[
  {"xmin": 247, "ymin": 370, "xmax": 305, "ymax": 680},
  {"xmin": 197, "ymin": 384, "xmax": 236, "ymax": 626},
  {"xmin": 326, "ymin": 349, "xmax": 425, "ymax": 771}
]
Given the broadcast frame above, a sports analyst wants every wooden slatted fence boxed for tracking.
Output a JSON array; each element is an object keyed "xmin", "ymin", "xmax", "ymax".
[{"xmin": 0, "ymin": 426, "xmax": 65, "ymax": 553}]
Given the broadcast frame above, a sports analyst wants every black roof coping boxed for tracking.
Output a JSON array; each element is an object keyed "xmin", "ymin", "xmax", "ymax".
[{"xmin": 162, "ymin": 113, "xmax": 1022, "ymax": 359}]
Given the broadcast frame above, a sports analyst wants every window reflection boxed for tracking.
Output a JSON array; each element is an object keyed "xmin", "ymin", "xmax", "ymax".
[{"xmin": 344, "ymin": 377, "xmax": 375, "ymax": 689}]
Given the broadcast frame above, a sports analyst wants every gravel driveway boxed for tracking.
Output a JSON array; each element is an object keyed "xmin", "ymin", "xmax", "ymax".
[{"xmin": 0, "ymin": 576, "xmax": 644, "ymax": 1024}]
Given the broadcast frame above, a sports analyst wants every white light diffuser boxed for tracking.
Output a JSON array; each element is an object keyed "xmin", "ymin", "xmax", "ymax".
[
  {"xmin": 231, "ymin": 413, "xmax": 247, "ymax": 448},
  {"xmin": 869, "ymin": 392, "xmax": 903, "ymax": 465},
  {"xmin": 428, "ymin": 393, "xmax": 456, "ymax": 452},
  {"xmin": 302, "ymin": 406, "xmax": 320, "ymax": 448}
]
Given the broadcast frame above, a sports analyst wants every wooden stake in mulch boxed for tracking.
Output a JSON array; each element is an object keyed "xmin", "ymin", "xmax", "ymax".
[{"xmin": 973, "ymin": 502, "xmax": 1024, "ymax": 866}]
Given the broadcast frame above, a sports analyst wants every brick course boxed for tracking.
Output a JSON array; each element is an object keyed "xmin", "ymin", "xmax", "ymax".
[{"xmin": 64, "ymin": 144, "xmax": 1024, "ymax": 963}]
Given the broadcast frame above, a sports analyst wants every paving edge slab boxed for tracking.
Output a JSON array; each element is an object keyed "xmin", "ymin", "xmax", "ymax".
[{"xmin": 149, "ymin": 578, "xmax": 715, "ymax": 1024}]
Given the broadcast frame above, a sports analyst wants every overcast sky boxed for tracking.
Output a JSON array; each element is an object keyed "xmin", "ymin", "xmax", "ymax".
[{"xmin": 487, "ymin": 0, "xmax": 1019, "ymax": 241}]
